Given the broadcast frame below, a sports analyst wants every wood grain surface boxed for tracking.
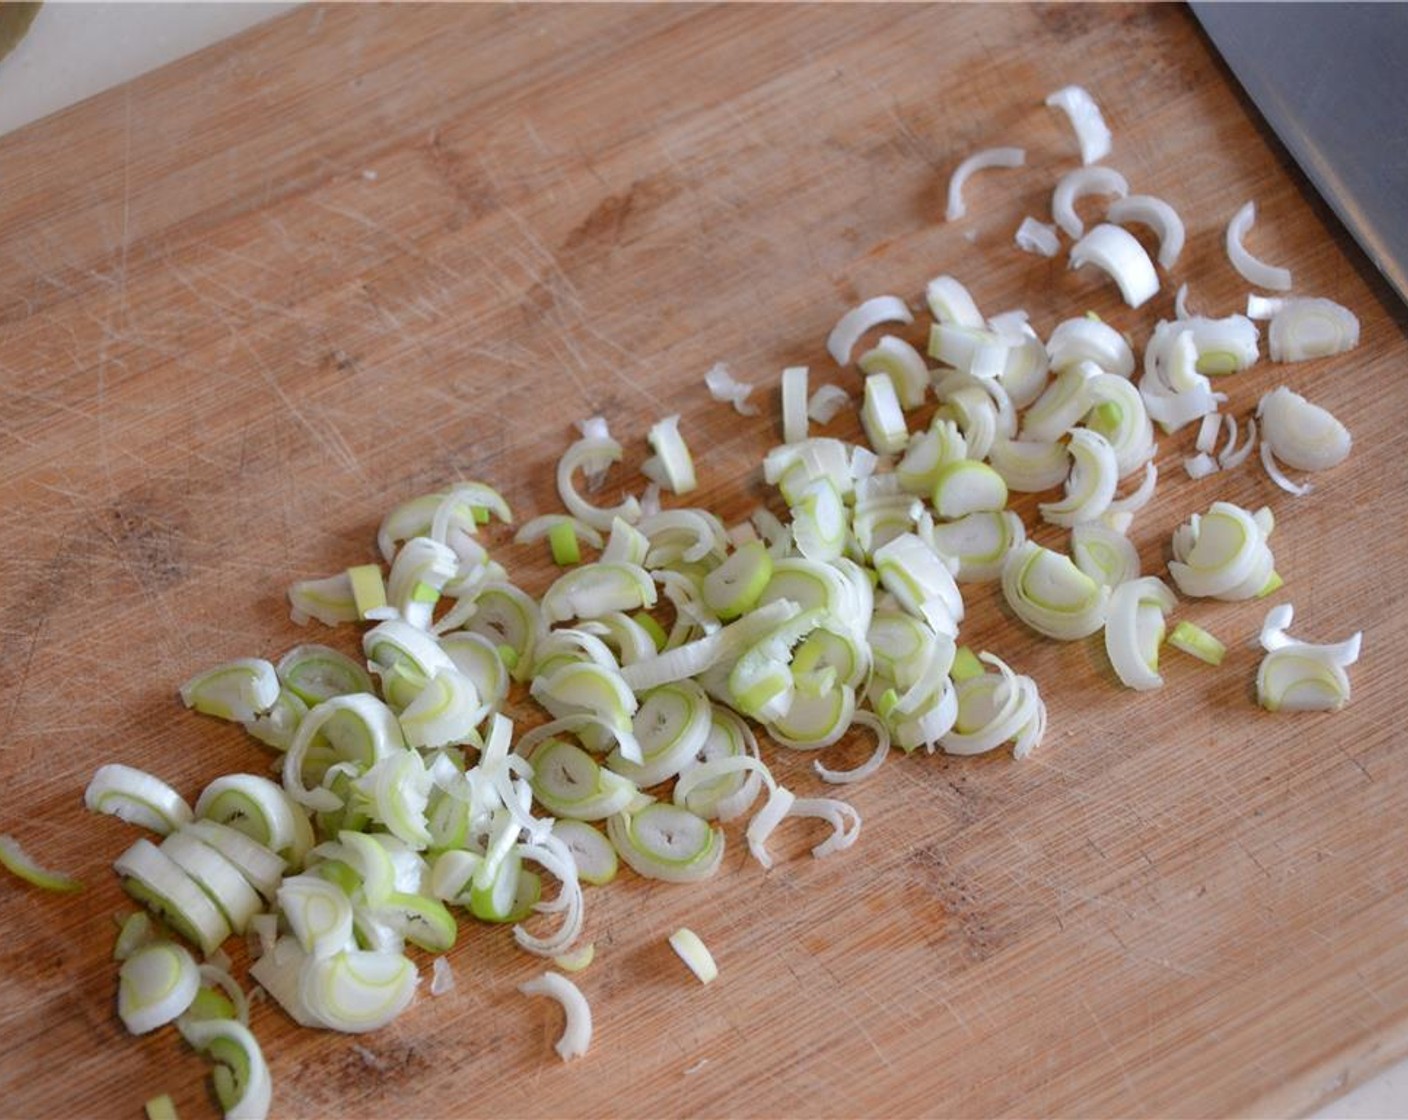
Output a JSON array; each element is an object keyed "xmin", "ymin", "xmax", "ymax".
[{"xmin": 2, "ymin": 5, "xmax": 1406, "ymax": 1117}]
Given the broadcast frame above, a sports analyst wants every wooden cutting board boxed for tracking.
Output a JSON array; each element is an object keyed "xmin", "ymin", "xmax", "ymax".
[{"xmin": 3, "ymin": 5, "xmax": 1405, "ymax": 1116}]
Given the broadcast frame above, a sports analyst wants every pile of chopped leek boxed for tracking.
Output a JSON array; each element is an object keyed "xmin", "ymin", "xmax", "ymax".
[{"xmin": 0, "ymin": 81, "xmax": 1371, "ymax": 1120}]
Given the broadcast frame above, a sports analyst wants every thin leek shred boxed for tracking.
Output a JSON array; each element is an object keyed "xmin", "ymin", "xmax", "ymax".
[
  {"xmin": 704, "ymin": 361, "xmax": 759, "ymax": 416},
  {"xmin": 945, "ymin": 146, "xmax": 1026, "ymax": 222},
  {"xmin": 0, "ymin": 833, "xmax": 83, "ymax": 893},
  {"xmin": 1052, "ymin": 166, "xmax": 1128, "ymax": 240},
  {"xmin": 1226, "ymin": 200, "xmax": 1292, "ymax": 291},
  {"xmin": 520, "ymin": 972, "xmax": 592, "ymax": 1061},
  {"xmin": 1106, "ymin": 194, "xmax": 1185, "ymax": 269}
]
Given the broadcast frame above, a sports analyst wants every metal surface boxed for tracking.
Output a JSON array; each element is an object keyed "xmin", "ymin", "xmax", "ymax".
[{"xmin": 1193, "ymin": 2, "xmax": 1408, "ymax": 308}]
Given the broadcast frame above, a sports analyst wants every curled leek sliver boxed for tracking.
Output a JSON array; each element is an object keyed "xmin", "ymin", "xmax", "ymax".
[
  {"xmin": 607, "ymin": 804, "xmax": 723, "ymax": 884},
  {"xmin": 531, "ymin": 661, "xmax": 641, "ymax": 763},
  {"xmin": 519, "ymin": 971, "xmax": 592, "ymax": 1062},
  {"xmin": 1225, "ymin": 200, "xmax": 1292, "ymax": 291},
  {"xmin": 299, "ymin": 948, "xmax": 418, "ymax": 1034},
  {"xmin": 86, "ymin": 764, "xmax": 194, "ymax": 836},
  {"xmin": 438, "ymin": 630, "xmax": 513, "ymax": 711},
  {"xmin": 745, "ymin": 784, "xmax": 795, "ymax": 870},
  {"xmin": 939, "ymin": 654, "xmax": 1044, "ymax": 759},
  {"xmin": 557, "ymin": 432, "xmax": 641, "ymax": 533},
  {"xmin": 115, "ymin": 839, "xmax": 232, "ymax": 956},
  {"xmin": 362, "ymin": 619, "xmax": 456, "ymax": 709},
  {"xmin": 945, "ymin": 146, "xmax": 1025, "ymax": 223},
  {"xmin": 668, "ymin": 928, "xmax": 718, "ymax": 984},
  {"xmin": 177, "ymin": 1016, "xmax": 272, "ymax": 1120},
  {"xmin": 351, "ymin": 750, "xmax": 433, "ymax": 849},
  {"xmin": 925, "ymin": 274, "xmax": 984, "ymax": 328},
  {"xmin": 1070, "ymin": 224, "xmax": 1158, "ymax": 309},
  {"xmin": 826, "ymin": 294, "xmax": 913, "ymax": 365},
  {"xmin": 1106, "ymin": 193, "xmax": 1185, "ymax": 270},
  {"xmin": 1071, "ymin": 522, "xmax": 1140, "ymax": 589},
  {"xmin": 180, "ymin": 659, "xmax": 280, "ymax": 723},
  {"xmin": 1256, "ymin": 603, "xmax": 1362, "ymax": 712},
  {"xmin": 813, "ymin": 710, "xmax": 891, "ymax": 785},
  {"xmin": 551, "ymin": 820, "xmax": 618, "ymax": 886},
  {"xmin": 1045, "ymin": 84, "xmax": 1111, "ymax": 165},
  {"xmin": 513, "ymin": 833, "xmax": 585, "ymax": 957},
  {"xmin": 1052, "ymin": 166, "xmax": 1128, "ymax": 240},
  {"xmin": 1103, "ymin": 577, "xmax": 1177, "ymax": 691},
  {"xmin": 0, "ymin": 833, "xmax": 81, "ymax": 893},
  {"xmin": 790, "ymin": 477, "xmax": 847, "ymax": 564},
  {"xmin": 1084, "ymin": 373, "xmax": 1155, "ymax": 478},
  {"xmin": 119, "ymin": 940, "xmax": 200, "ymax": 1035},
  {"xmin": 1257, "ymin": 386, "xmax": 1351, "ymax": 472},
  {"xmin": 896, "ymin": 424, "xmax": 965, "ymax": 497},
  {"xmin": 447, "ymin": 582, "xmax": 541, "ymax": 680},
  {"xmin": 1020, "ymin": 363, "xmax": 1095, "ymax": 443},
  {"xmin": 789, "ymin": 797, "xmax": 862, "ymax": 859},
  {"xmin": 674, "ymin": 706, "xmax": 766, "ymax": 822},
  {"xmin": 1001, "ymin": 542, "xmax": 1109, "ymax": 641},
  {"xmin": 1047, "ymin": 315, "xmax": 1134, "ymax": 378},
  {"xmin": 769, "ymin": 682, "xmax": 856, "ymax": 750}
]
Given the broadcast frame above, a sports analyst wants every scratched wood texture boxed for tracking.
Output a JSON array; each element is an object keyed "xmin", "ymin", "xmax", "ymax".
[{"xmin": 2, "ymin": 5, "xmax": 1406, "ymax": 1117}]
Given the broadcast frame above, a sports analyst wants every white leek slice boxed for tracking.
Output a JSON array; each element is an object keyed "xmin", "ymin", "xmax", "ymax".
[
  {"xmin": 183, "ymin": 821, "xmax": 285, "ymax": 903},
  {"xmin": 453, "ymin": 583, "xmax": 542, "ymax": 677},
  {"xmin": 701, "ymin": 540, "xmax": 773, "ymax": 621},
  {"xmin": 1001, "ymin": 541, "xmax": 1109, "ymax": 640},
  {"xmin": 115, "ymin": 839, "xmax": 232, "ymax": 956},
  {"xmin": 896, "ymin": 423, "xmax": 965, "ymax": 496},
  {"xmin": 1168, "ymin": 501, "xmax": 1276, "ymax": 600},
  {"xmin": 987, "ymin": 437, "xmax": 1070, "ymax": 493},
  {"xmin": 1168, "ymin": 621, "xmax": 1226, "ymax": 666},
  {"xmin": 438, "ymin": 630, "xmax": 511, "ymax": 712},
  {"xmin": 826, "ymin": 295, "xmax": 913, "ymax": 366},
  {"xmin": 873, "ymin": 533, "xmax": 965, "ymax": 636},
  {"xmin": 1021, "ymin": 362, "xmax": 1095, "ymax": 443},
  {"xmin": 119, "ymin": 941, "xmax": 201, "ymax": 1034},
  {"xmin": 945, "ymin": 146, "xmax": 1025, "ymax": 222},
  {"xmin": 668, "ymin": 928, "xmax": 718, "ymax": 984},
  {"xmin": 1071, "ymin": 522, "xmax": 1140, "ymax": 588},
  {"xmin": 197, "ymin": 773, "xmax": 312, "ymax": 864},
  {"xmin": 398, "ymin": 667, "xmax": 485, "ymax": 749},
  {"xmin": 386, "ymin": 537, "xmax": 457, "ymax": 630},
  {"xmin": 1226, "ymin": 200, "xmax": 1292, "ymax": 291},
  {"xmin": 160, "ymin": 831, "xmax": 263, "ymax": 935},
  {"xmin": 541, "ymin": 563, "xmax": 657, "ymax": 625},
  {"xmin": 1084, "ymin": 373, "xmax": 1155, "ymax": 478},
  {"xmin": 703, "ymin": 361, "xmax": 759, "ymax": 416},
  {"xmin": 1045, "ymin": 84, "xmax": 1111, "ymax": 165},
  {"xmin": 928, "ymin": 510, "xmax": 1025, "ymax": 583},
  {"xmin": 1039, "ymin": 429, "xmax": 1118, "ymax": 527},
  {"xmin": 282, "ymin": 695, "xmax": 404, "ymax": 814},
  {"xmin": 807, "ymin": 384, "xmax": 851, "ymax": 425},
  {"xmin": 1257, "ymin": 604, "xmax": 1361, "ymax": 712},
  {"xmin": 1070, "ymin": 223, "xmax": 1158, "ymax": 308},
  {"xmin": 551, "ymin": 820, "xmax": 619, "ymax": 886},
  {"xmin": 1052, "ymin": 166, "xmax": 1128, "ymax": 240},
  {"xmin": 619, "ymin": 598, "xmax": 800, "ymax": 694},
  {"xmin": 299, "ymin": 948, "xmax": 418, "ymax": 1033},
  {"xmin": 790, "ymin": 478, "xmax": 847, "ymax": 564},
  {"xmin": 1015, "ymin": 216, "xmax": 1060, "ymax": 257},
  {"xmin": 642, "ymin": 414, "xmax": 697, "ymax": 495},
  {"xmin": 180, "ymin": 660, "xmax": 280, "ymax": 724},
  {"xmin": 288, "ymin": 573, "xmax": 359, "ymax": 627},
  {"xmin": 859, "ymin": 336, "xmax": 929, "ymax": 410},
  {"xmin": 932, "ymin": 460, "xmax": 1008, "ymax": 519},
  {"xmin": 781, "ymin": 365, "xmax": 810, "ymax": 444},
  {"xmin": 531, "ymin": 662, "xmax": 640, "ymax": 763},
  {"xmin": 1103, "ymin": 577, "xmax": 1176, "ymax": 691},
  {"xmin": 860, "ymin": 372, "xmax": 909, "ymax": 454},
  {"xmin": 927, "ymin": 323, "xmax": 1010, "ymax": 380},
  {"xmin": 557, "ymin": 433, "xmax": 641, "ymax": 533},
  {"xmin": 0, "ymin": 834, "xmax": 82, "ymax": 893},
  {"xmin": 674, "ymin": 706, "xmax": 766, "ymax": 822},
  {"xmin": 1047, "ymin": 316, "xmax": 1134, "ymax": 377},
  {"xmin": 351, "ymin": 751, "xmax": 434, "ymax": 849},
  {"xmin": 1106, "ymin": 194, "xmax": 1185, "ymax": 269},
  {"xmin": 176, "ymin": 1016, "xmax": 271, "ymax": 1120},
  {"xmin": 276, "ymin": 645, "xmax": 374, "ymax": 707},
  {"xmin": 363, "ymin": 619, "xmax": 456, "ymax": 708},
  {"xmin": 924, "ymin": 275, "xmax": 983, "ymax": 328},
  {"xmin": 520, "ymin": 972, "xmax": 592, "ymax": 1061},
  {"xmin": 1267, "ymin": 298, "xmax": 1360, "ymax": 362},
  {"xmin": 1257, "ymin": 386, "xmax": 1351, "ymax": 471},
  {"xmin": 607, "ymin": 804, "xmax": 723, "ymax": 883},
  {"xmin": 769, "ymin": 683, "xmax": 856, "ymax": 750},
  {"xmin": 86, "ymin": 764, "xmax": 194, "ymax": 836},
  {"xmin": 939, "ymin": 653, "xmax": 1044, "ymax": 758},
  {"xmin": 278, "ymin": 874, "xmax": 354, "ymax": 960},
  {"xmin": 609, "ymin": 680, "xmax": 712, "ymax": 788}
]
